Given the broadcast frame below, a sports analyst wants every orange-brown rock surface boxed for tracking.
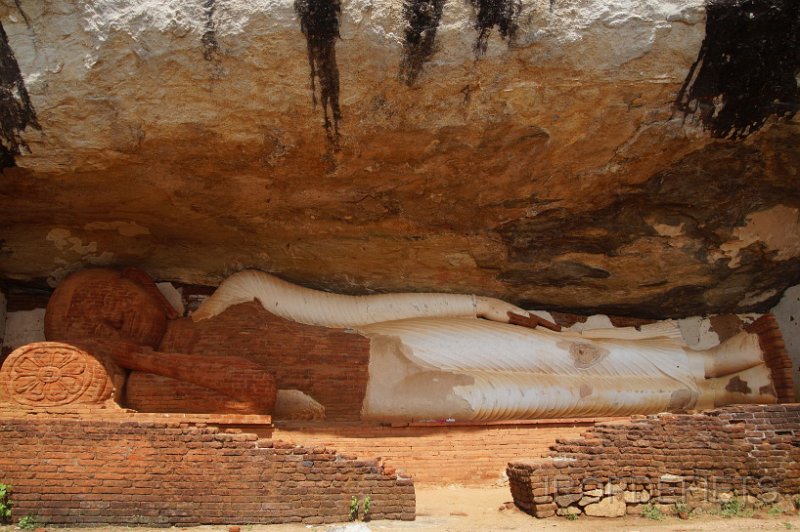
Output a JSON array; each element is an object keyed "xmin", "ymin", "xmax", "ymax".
[{"xmin": 0, "ymin": 1, "xmax": 798, "ymax": 318}]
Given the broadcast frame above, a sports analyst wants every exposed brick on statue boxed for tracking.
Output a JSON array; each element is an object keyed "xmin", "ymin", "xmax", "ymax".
[
  {"xmin": 160, "ymin": 302, "xmax": 371, "ymax": 421},
  {"xmin": 86, "ymin": 338, "xmax": 277, "ymax": 413},
  {"xmin": 507, "ymin": 404, "xmax": 800, "ymax": 518},
  {"xmin": 0, "ymin": 418, "xmax": 415, "ymax": 526},
  {"xmin": 745, "ymin": 314, "xmax": 795, "ymax": 403},
  {"xmin": 125, "ymin": 372, "xmax": 262, "ymax": 414}
]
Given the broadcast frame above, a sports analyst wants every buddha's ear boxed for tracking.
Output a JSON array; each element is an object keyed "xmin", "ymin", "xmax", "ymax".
[{"xmin": 120, "ymin": 267, "xmax": 181, "ymax": 320}]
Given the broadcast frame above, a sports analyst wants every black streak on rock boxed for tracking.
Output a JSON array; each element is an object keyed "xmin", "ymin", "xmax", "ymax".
[
  {"xmin": 201, "ymin": 0, "xmax": 220, "ymax": 61},
  {"xmin": 0, "ymin": 21, "xmax": 40, "ymax": 170},
  {"xmin": 675, "ymin": 0, "xmax": 800, "ymax": 140},
  {"xmin": 400, "ymin": 0, "xmax": 446, "ymax": 85},
  {"xmin": 469, "ymin": 0, "xmax": 521, "ymax": 56},
  {"xmin": 295, "ymin": 0, "xmax": 342, "ymax": 147}
]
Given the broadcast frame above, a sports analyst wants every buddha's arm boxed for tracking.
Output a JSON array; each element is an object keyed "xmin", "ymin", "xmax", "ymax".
[
  {"xmin": 192, "ymin": 269, "xmax": 533, "ymax": 328},
  {"xmin": 83, "ymin": 337, "xmax": 277, "ymax": 413}
]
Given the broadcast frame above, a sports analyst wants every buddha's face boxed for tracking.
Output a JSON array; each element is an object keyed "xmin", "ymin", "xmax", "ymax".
[
  {"xmin": 45, "ymin": 268, "xmax": 169, "ymax": 349},
  {"xmin": 100, "ymin": 276, "xmax": 168, "ymax": 347}
]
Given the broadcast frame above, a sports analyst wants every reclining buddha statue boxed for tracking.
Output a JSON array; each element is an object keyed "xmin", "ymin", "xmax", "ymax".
[
  {"xmin": 0, "ymin": 267, "xmax": 790, "ymax": 421},
  {"xmin": 191, "ymin": 270, "xmax": 790, "ymax": 421}
]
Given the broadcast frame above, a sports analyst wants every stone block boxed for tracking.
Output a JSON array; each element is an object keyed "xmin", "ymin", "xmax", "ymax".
[
  {"xmin": 579, "ymin": 496, "xmax": 601, "ymax": 506},
  {"xmin": 626, "ymin": 503, "xmax": 643, "ymax": 515},
  {"xmin": 534, "ymin": 503, "xmax": 557, "ymax": 518},
  {"xmin": 624, "ymin": 489, "xmax": 650, "ymax": 504},
  {"xmin": 557, "ymin": 506, "xmax": 582, "ymax": 516},
  {"xmin": 555, "ymin": 493, "xmax": 582, "ymax": 507},
  {"xmin": 584, "ymin": 494, "xmax": 626, "ymax": 517}
]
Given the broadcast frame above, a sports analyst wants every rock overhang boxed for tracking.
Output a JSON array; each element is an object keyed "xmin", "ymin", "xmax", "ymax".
[{"xmin": 0, "ymin": 0, "xmax": 797, "ymax": 318}]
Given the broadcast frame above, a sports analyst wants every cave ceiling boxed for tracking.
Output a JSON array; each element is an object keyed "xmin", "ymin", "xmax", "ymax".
[{"xmin": 0, "ymin": 0, "xmax": 798, "ymax": 318}]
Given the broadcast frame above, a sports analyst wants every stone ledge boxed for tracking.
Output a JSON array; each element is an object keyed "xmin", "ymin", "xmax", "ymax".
[{"xmin": 0, "ymin": 403, "xmax": 273, "ymax": 426}]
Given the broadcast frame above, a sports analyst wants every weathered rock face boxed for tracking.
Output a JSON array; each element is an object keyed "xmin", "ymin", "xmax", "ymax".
[{"xmin": 0, "ymin": 0, "xmax": 798, "ymax": 318}]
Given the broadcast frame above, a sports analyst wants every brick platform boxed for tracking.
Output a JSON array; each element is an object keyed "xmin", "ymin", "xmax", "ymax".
[
  {"xmin": 271, "ymin": 418, "xmax": 614, "ymax": 485},
  {"xmin": 508, "ymin": 404, "xmax": 800, "ymax": 518},
  {"xmin": 0, "ymin": 415, "xmax": 415, "ymax": 526}
]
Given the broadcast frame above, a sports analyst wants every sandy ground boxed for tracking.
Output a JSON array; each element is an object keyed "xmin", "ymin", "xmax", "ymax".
[{"xmin": 2, "ymin": 486, "xmax": 799, "ymax": 532}]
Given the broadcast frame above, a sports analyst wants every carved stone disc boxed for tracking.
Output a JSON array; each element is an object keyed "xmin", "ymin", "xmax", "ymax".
[{"xmin": 1, "ymin": 342, "xmax": 110, "ymax": 407}]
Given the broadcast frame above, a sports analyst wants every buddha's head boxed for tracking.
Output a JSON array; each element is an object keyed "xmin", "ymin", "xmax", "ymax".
[{"xmin": 44, "ymin": 267, "xmax": 179, "ymax": 349}]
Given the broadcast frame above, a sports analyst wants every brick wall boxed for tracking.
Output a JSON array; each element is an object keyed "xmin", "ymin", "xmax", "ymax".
[
  {"xmin": 0, "ymin": 417, "xmax": 415, "ymax": 526},
  {"xmin": 160, "ymin": 302, "xmax": 370, "ymax": 420},
  {"xmin": 508, "ymin": 404, "xmax": 800, "ymax": 518},
  {"xmin": 272, "ymin": 419, "xmax": 607, "ymax": 485}
]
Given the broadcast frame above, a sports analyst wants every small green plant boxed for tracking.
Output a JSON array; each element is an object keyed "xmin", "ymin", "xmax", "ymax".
[
  {"xmin": 719, "ymin": 497, "xmax": 754, "ymax": 518},
  {"xmin": 0, "ymin": 484, "xmax": 11, "ymax": 523},
  {"xmin": 349, "ymin": 495, "xmax": 359, "ymax": 521},
  {"xmin": 783, "ymin": 522, "xmax": 793, "ymax": 530},
  {"xmin": 641, "ymin": 503, "xmax": 664, "ymax": 521},
  {"xmin": 674, "ymin": 501, "xmax": 691, "ymax": 518},
  {"xmin": 769, "ymin": 505, "xmax": 785, "ymax": 517},
  {"xmin": 721, "ymin": 498, "xmax": 745, "ymax": 517},
  {"xmin": 720, "ymin": 497, "xmax": 742, "ymax": 517},
  {"xmin": 363, "ymin": 495, "xmax": 372, "ymax": 521},
  {"xmin": 18, "ymin": 514, "xmax": 39, "ymax": 529},
  {"xmin": 565, "ymin": 512, "xmax": 579, "ymax": 521}
]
